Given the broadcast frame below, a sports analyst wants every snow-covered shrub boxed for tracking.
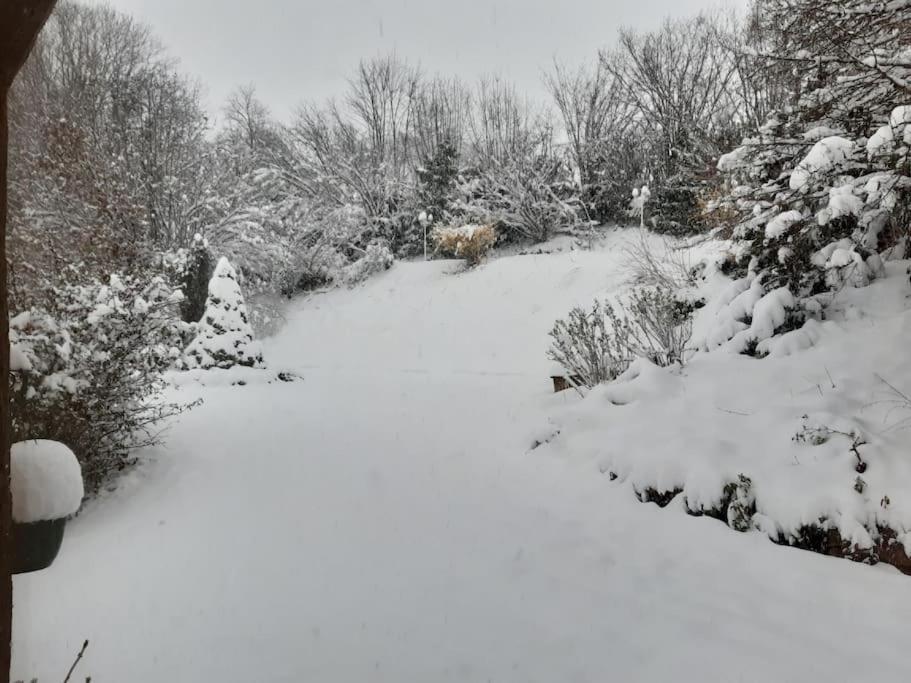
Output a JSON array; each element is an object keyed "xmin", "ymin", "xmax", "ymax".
[
  {"xmin": 548, "ymin": 302, "xmax": 620, "ymax": 389},
  {"xmin": 280, "ymin": 242, "xmax": 344, "ymax": 296},
  {"xmin": 710, "ymin": 0, "xmax": 911, "ymax": 307},
  {"xmin": 275, "ymin": 204, "xmax": 379, "ymax": 296},
  {"xmin": 10, "ymin": 274, "xmax": 195, "ymax": 494},
  {"xmin": 718, "ymin": 118, "xmax": 905, "ymax": 299},
  {"xmin": 433, "ymin": 224, "xmax": 497, "ymax": 266},
  {"xmin": 184, "ymin": 257, "xmax": 265, "ymax": 369},
  {"xmin": 548, "ymin": 288, "xmax": 692, "ymax": 389},
  {"xmin": 342, "ymin": 242, "xmax": 395, "ymax": 284},
  {"xmin": 621, "ymin": 288, "xmax": 694, "ymax": 366},
  {"xmin": 455, "ymin": 157, "xmax": 581, "ymax": 244}
]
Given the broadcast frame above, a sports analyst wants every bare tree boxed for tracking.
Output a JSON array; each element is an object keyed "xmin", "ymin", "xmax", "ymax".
[
  {"xmin": 602, "ymin": 14, "xmax": 741, "ymax": 176},
  {"xmin": 410, "ymin": 75, "xmax": 471, "ymax": 164},
  {"xmin": 10, "ymin": 2, "xmax": 211, "ymax": 250},
  {"xmin": 291, "ymin": 101, "xmax": 388, "ymax": 217},
  {"xmin": 544, "ymin": 58, "xmax": 636, "ymax": 187},
  {"xmin": 347, "ymin": 54, "xmax": 420, "ymax": 181},
  {"xmin": 468, "ymin": 76, "xmax": 550, "ymax": 168},
  {"xmin": 750, "ymin": 0, "xmax": 911, "ymax": 134},
  {"xmin": 224, "ymin": 84, "xmax": 272, "ymax": 154},
  {"xmin": 722, "ymin": 5, "xmax": 796, "ymax": 133}
]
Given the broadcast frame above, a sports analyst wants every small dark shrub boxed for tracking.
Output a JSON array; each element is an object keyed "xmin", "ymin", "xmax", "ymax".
[{"xmin": 179, "ymin": 234, "xmax": 215, "ymax": 323}]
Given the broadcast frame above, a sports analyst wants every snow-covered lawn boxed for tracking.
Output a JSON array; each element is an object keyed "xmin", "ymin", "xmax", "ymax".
[{"xmin": 12, "ymin": 229, "xmax": 911, "ymax": 682}]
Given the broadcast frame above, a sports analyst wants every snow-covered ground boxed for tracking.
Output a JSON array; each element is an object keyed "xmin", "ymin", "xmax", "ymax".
[{"xmin": 12, "ymin": 229, "xmax": 911, "ymax": 682}]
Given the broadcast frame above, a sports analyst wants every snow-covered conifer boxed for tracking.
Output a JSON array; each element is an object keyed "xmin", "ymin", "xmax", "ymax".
[{"xmin": 185, "ymin": 258, "xmax": 265, "ymax": 369}]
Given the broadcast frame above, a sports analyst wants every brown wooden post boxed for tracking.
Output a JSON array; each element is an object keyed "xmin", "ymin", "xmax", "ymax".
[
  {"xmin": 0, "ymin": 79, "xmax": 8, "ymax": 683},
  {"xmin": 0, "ymin": 4, "xmax": 59, "ymax": 680}
]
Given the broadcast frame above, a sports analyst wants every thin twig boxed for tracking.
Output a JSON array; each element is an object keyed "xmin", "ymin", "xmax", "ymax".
[
  {"xmin": 62, "ymin": 640, "xmax": 89, "ymax": 683},
  {"xmin": 875, "ymin": 373, "xmax": 911, "ymax": 403},
  {"xmin": 717, "ymin": 406, "xmax": 750, "ymax": 416}
]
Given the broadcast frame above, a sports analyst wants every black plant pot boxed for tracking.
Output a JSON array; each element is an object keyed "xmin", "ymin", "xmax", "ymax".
[{"xmin": 12, "ymin": 518, "xmax": 66, "ymax": 574}]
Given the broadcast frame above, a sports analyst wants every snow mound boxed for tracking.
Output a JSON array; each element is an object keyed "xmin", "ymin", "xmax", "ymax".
[
  {"xmin": 11, "ymin": 440, "xmax": 84, "ymax": 523},
  {"xmin": 168, "ymin": 366, "xmax": 300, "ymax": 388},
  {"xmin": 817, "ymin": 184, "xmax": 863, "ymax": 225},
  {"xmin": 789, "ymin": 136, "xmax": 855, "ymax": 191},
  {"xmin": 541, "ymin": 260, "xmax": 911, "ymax": 556},
  {"xmin": 724, "ymin": 286, "xmax": 796, "ymax": 354},
  {"xmin": 765, "ymin": 210, "xmax": 804, "ymax": 240},
  {"xmin": 716, "ymin": 143, "xmax": 750, "ymax": 172},
  {"xmin": 867, "ymin": 105, "xmax": 911, "ymax": 156}
]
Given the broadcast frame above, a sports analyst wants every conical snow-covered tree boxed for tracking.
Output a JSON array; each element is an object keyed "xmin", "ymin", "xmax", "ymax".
[{"xmin": 184, "ymin": 257, "xmax": 264, "ymax": 369}]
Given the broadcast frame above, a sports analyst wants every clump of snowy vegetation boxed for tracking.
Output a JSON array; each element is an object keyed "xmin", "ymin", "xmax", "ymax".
[
  {"xmin": 532, "ymin": 221, "xmax": 911, "ymax": 571},
  {"xmin": 541, "ymin": 0, "xmax": 911, "ymax": 571},
  {"xmin": 184, "ymin": 258, "xmax": 265, "ymax": 370},
  {"xmin": 708, "ymin": 0, "xmax": 911, "ymax": 313},
  {"xmin": 548, "ymin": 287, "xmax": 692, "ymax": 390},
  {"xmin": 5, "ymin": 0, "xmax": 910, "ymax": 573},
  {"xmin": 9, "ymin": 274, "xmax": 196, "ymax": 494},
  {"xmin": 341, "ymin": 242, "xmax": 395, "ymax": 285},
  {"xmin": 433, "ymin": 224, "xmax": 497, "ymax": 266},
  {"xmin": 538, "ymin": 0, "xmax": 911, "ymax": 573}
]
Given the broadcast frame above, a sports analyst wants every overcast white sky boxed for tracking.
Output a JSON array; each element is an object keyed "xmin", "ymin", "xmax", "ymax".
[{"xmin": 87, "ymin": 0, "xmax": 745, "ymax": 122}]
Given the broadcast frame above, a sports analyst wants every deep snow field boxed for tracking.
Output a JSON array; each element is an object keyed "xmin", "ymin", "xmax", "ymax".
[{"xmin": 12, "ymin": 228, "xmax": 911, "ymax": 682}]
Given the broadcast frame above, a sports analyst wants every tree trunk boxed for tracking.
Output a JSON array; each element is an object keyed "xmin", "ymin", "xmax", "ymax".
[
  {"xmin": 0, "ymin": 82, "xmax": 10, "ymax": 683},
  {"xmin": 0, "ymin": 5, "xmax": 60, "ymax": 681}
]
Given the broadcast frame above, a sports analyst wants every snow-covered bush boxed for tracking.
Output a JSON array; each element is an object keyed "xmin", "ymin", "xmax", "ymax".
[
  {"xmin": 279, "ymin": 242, "xmax": 344, "ymax": 296},
  {"xmin": 709, "ymin": 0, "xmax": 911, "ymax": 307},
  {"xmin": 433, "ymin": 224, "xmax": 497, "ymax": 266},
  {"xmin": 716, "ymin": 116, "xmax": 907, "ymax": 299},
  {"xmin": 273, "ymin": 204, "xmax": 381, "ymax": 296},
  {"xmin": 620, "ymin": 288, "xmax": 694, "ymax": 367},
  {"xmin": 548, "ymin": 302, "xmax": 623, "ymax": 389},
  {"xmin": 548, "ymin": 288, "xmax": 692, "ymax": 390},
  {"xmin": 342, "ymin": 242, "xmax": 395, "ymax": 285},
  {"xmin": 455, "ymin": 157, "xmax": 581, "ymax": 244},
  {"xmin": 10, "ymin": 274, "xmax": 195, "ymax": 494},
  {"xmin": 184, "ymin": 258, "xmax": 265, "ymax": 369}
]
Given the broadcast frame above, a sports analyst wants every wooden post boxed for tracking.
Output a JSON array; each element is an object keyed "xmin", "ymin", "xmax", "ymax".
[{"xmin": 0, "ymin": 4, "xmax": 59, "ymax": 680}]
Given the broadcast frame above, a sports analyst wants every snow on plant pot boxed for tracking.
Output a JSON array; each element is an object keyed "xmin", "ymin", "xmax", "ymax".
[{"xmin": 10, "ymin": 440, "xmax": 84, "ymax": 574}]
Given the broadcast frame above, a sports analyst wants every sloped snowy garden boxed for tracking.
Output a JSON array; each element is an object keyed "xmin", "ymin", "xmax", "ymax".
[
  {"xmin": 541, "ymin": 250, "xmax": 911, "ymax": 570},
  {"xmin": 12, "ymin": 230, "xmax": 911, "ymax": 681}
]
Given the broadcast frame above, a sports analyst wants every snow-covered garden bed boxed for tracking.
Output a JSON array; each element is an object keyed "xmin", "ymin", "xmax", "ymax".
[{"xmin": 539, "ymin": 258, "xmax": 911, "ymax": 572}]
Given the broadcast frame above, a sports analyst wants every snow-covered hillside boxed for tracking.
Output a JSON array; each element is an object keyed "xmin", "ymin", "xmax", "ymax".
[
  {"xmin": 12, "ymin": 230, "xmax": 911, "ymax": 682},
  {"xmin": 545, "ymin": 258, "xmax": 911, "ymax": 562}
]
